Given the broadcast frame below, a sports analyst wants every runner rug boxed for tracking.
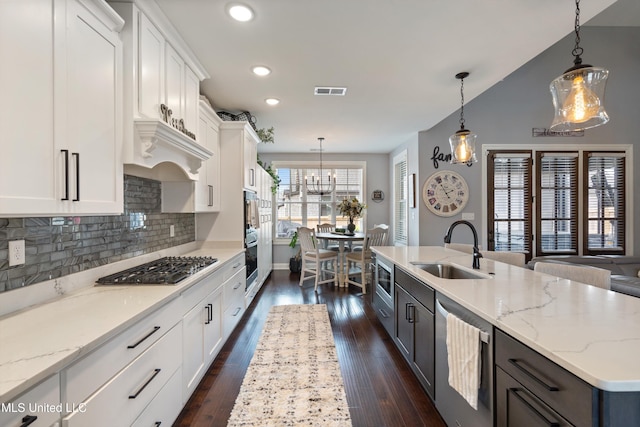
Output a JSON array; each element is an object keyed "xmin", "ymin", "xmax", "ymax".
[{"xmin": 227, "ymin": 304, "xmax": 352, "ymax": 426}]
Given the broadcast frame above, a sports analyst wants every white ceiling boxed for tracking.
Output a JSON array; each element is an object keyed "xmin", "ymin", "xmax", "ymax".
[{"xmin": 155, "ymin": 0, "xmax": 636, "ymax": 155}]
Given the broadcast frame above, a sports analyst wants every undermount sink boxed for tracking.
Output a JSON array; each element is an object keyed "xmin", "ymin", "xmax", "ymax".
[{"xmin": 410, "ymin": 262, "xmax": 491, "ymax": 280}]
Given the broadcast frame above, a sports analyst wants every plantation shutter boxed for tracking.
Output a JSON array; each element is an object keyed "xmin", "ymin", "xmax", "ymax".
[
  {"xmin": 487, "ymin": 151, "xmax": 532, "ymax": 258},
  {"xmin": 393, "ymin": 153, "xmax": 407, "ymax": 245},
  {"xmin": 584, "ymin": 152, "xmax": 625, "ymax": 254},
  {"xmin": 536, "ymin": 152, "xmax": 578, "ymax": 255}
]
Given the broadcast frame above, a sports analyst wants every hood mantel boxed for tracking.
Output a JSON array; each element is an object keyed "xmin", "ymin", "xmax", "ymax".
[{"xmin": 131, "ymin": 119, "xmax": 213, "ymax": 180}]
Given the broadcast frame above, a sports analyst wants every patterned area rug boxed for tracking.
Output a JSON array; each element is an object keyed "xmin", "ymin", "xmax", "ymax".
[{"xmin": 227, "ymin": 304, "xmax": 352, "ymax": 426}]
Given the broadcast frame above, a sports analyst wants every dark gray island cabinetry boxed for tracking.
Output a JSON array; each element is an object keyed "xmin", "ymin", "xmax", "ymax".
[
  {"xmin": 393, "ymin": 267, "xmax": 435, "ymax": 399},
  {"xmin": 496, "ymin": 329, "xmax": 640, "ymax": 427}
]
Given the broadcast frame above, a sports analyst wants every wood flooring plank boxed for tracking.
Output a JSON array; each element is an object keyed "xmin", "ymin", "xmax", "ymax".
[{"xmin": 173, "ymin": 270, "xmax": 446, "ymax": 427}]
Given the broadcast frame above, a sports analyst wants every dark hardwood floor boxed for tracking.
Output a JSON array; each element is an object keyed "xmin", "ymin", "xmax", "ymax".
[{"xmin": 173, "ymin": 270, "xmax": 447, "ymax": 427}]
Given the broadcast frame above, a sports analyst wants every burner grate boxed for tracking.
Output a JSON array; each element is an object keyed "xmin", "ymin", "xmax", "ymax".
[{"xmin": 96, "ymin": 256, "xmax": 218, "ymax": 285}]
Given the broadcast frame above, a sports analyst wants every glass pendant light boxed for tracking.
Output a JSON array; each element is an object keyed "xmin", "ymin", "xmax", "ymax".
[
  {"xmin": 550, "ymin": 0, "xmax": 609, "ymax": 132},
  {"xmin": 449, "ymin": 72, "xmax": 477, "ymax": 164}
]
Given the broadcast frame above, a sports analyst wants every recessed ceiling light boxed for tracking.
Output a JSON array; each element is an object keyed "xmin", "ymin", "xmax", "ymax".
[
  {"xmin": 227, "ymin": 4, "xmax": 254, "ymax": 22},
  {"xmin": 252, "ymin": 66, "xmax": 271, "ymax": 76},
  {"xmin": 265, "ymin": 98, "xmax": 280, "ymax": 106}
]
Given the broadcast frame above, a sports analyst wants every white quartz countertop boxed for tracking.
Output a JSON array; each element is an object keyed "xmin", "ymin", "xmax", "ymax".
[
  {"xmin": 372, "ymin": 246, "xmax": 640, "ymax": 392},
  {"xmin": 0, "ymin": 244, "xmax": 244, "ymax": 403}
]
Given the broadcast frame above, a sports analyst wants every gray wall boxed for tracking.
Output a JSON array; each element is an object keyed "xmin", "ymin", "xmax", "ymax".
[
  {"xmin": 258, "ymin": 152, "xmax": 390, "ymax": 265},
  {"xmin": 416, "ymin": 26, "xmax": 640, "ymax": 252},
  {"xmin": 0, "ymin": 175, "xmax": 195, "ymax": 292}
]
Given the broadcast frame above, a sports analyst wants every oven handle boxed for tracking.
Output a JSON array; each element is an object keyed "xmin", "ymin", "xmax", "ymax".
[{"xmin": 435, "ymin": 299, "xmax": 489, "ymax": 344}]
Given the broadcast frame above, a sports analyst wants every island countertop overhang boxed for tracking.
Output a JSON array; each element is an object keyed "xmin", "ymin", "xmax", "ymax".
[{"xmin": 372, "ymin": 245, "xmax": 640, "ymax": 392}]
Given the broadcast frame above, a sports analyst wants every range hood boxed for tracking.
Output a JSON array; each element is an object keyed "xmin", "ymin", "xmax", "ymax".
[{"xmin": 128, "ymin": 118, "xmax": 212, "ymax": 180}]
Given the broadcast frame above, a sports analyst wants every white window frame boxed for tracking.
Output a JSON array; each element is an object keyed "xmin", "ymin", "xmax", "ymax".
[
  {"xmin": 393, "ymin": 151, "xmax": 408, "ymax": 246},
  {"xmin": 272, "ymin": 160, "xmax": 367, "ymax": 244}
]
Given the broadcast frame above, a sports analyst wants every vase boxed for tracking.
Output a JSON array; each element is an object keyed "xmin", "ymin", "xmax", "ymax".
[{"xmin": 347, "ymin": 221, "xmax": 356, "ymax": 234}]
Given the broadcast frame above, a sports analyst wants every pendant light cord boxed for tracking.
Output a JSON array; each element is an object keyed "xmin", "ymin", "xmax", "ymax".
[
  {"xmin": 572, "ymin": 0, "xmax": 583, "ymax": 66},
  {"xmin": 459, "ymin": 76, "xmax": 466, "ymax": 130}
]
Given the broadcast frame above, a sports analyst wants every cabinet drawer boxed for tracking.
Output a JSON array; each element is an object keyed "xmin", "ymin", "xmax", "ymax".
[
  {"xmin": 221, "ymin": 254, "xmax": 245, "ymax": 282},
  {"xmin": 223, "ymin": 268, "xmax": 246, "ymax": 337},
  {"xmin": 395, "ymin": 267, "xmax": 434, "ymax": 312},
  {"xmin": 0, "ymin": 374, "xmax": 60, "ymax": 427},
  {"xmin": 495, "ymin": 329, "xmax": 594, "ymax": 427},
  {"xmin": 63, "ymin": 297, "xmax": 181, "ymax": 407},
  {"xmin": 63, "ymin": 323, "xmax": 182, "ymax": 427},
  {"xmin": 131, "ymin": 366, "xmax": 182, "ymax": 427},
  {"xmin": 223, "ymin": 267, "xmax": 246, "ymax": 310},
  {"xmin": 496, "ymin": 367, "xmax": 572, "ymax": 427},
  {"xmin": 182, "ymin": 269, "xmax": 224, "ymax": 313},
  {"xmin": 372, "ymin": 289, "xmax": 393, "ymax": 337}
]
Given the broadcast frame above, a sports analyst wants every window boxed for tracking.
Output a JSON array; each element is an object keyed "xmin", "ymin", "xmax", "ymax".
[
  {"xmin": 487, "ymin": 151, "xmax": 532, "ymax": 255},
  {"xmin": 584, "ymin": 152, "xmax": 625, "ymax": 254},
  {"xmin": 487, "ymin": 147, "xmax": 628, "ymax": 260},
  {"xmin": 536, "ymin": 152, "xmax": 578, "ymax": 255},
  {"xmin": 273, "ymin": 162, "xmax": 365, "ymax": 239},
  {"xmin": 393, "ymin": 151, "xmax": 407, "ymax": 245}
]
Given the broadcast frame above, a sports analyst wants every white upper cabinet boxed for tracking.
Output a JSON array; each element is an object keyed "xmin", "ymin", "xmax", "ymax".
[
  {"xmin": 0, "ymin": 0, "xmax": 124, "ymax": 216},
  {"xmin": 162, "ymin": 100, "xmax": 221, "ymax": 213},
  {"xmin": 111, "ymin": 0, "xmax": 211, "ymax": 180}
]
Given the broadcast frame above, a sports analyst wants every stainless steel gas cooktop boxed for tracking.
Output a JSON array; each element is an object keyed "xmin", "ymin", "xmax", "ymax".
[{"xmin": 96, "ymin": 256, "xmax": 217, "ymax": 285}]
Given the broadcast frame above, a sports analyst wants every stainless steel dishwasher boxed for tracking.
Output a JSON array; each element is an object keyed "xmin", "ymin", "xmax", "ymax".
[{"xmin": 435, "ymin": 292, "xmax": 493, "ymax": 427}]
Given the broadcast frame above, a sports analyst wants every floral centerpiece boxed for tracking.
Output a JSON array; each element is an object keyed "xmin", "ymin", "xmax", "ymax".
[{"xmin": 338, "ymin": 197, "xmax": 366, "ymax": 233}]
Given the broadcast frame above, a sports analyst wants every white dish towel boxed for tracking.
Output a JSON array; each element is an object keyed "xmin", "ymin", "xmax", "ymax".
[{"xmin": 446, "ymin": 312, "xmax": 481, "ymax": 410}]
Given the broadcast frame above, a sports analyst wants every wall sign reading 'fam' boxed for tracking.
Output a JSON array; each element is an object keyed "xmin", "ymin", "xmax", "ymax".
[
  {"xmin": 431, "ymin": 146, "xmax": 473, "ymax": 169},
  {"xmin": 422, "ymin": 170, "xmax": 469, "ymax": 217}
]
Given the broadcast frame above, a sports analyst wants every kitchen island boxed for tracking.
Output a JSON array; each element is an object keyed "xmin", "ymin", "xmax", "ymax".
[{"xmin": 373, "ymin": 245, "xmax": 640, "ymax": 426}]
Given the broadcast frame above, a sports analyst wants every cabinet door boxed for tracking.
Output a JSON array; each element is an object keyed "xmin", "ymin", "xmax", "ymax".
[
  {"xmin": 165, "ymin": 43, "xmax": 183, "ymax": 121},
  {"xmin": 64, "ymin": 0, "xmax": 122, "ymax": 214},
  {"xmin": 496, "ymin": 367, "xmax": 571, "ymax": 427},
  {"xmin": 0, "ymin": 0, "xmax": 59, "ymax": 215},
  {"xmin": 413, "ymin": 303, "xmax": 435, "ymax": 399},
  {"xmin": 184, "ymin": 65, "xmax": 200, "ymax": 134},
  {"xmin": 204, "ymin": 287, "xmax": 223, "ymax": 362},
  {"xmin": 194, "ymin": 114, "xmax": 220, "ymax": 212},
  {"xmin": 394, "ymin": 285, "xmax": 413, "ymax": 361},
  {"xmin": 138, "ymin": 13, "xmax": 164, "ymax": 119},
  {"xmin": 243, "ymin": 134, "xmax": 257, "ymax": 190},
  {"xmin": 182, "ymin": 300, "xmax": 206, "ymax": 400}
]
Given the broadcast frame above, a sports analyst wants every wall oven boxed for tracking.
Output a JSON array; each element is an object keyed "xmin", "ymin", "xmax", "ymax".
[{"xmin": 244, "ymin": 191, "xmax": 258, "ymax": 292}]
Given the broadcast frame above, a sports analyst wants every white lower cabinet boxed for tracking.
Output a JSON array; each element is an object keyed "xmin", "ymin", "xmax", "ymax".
[
  {"xmin": 0, "ymin": 374, "xmax": 60, "ymax": 427},
  {"xmin": 131, "ymin": 366, "xmax": 183, "ymax": 427},
  {"xmin": 223, "ymin": 267, "xmax": 247, "ymax": 339},
  {"xmin": 62, "ymin": 323, "xmax": 182, "ymax": 427},
  {"xmin": 182, "ymin": 272, "xmax": 224, "ymax": 402}
]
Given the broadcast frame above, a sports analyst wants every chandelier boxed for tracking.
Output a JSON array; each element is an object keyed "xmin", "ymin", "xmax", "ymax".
[
  {"xmin": 449, "ymin": 72, "xmax": 477, "ymax": 164},
  {"xmin": 550, "ymin": 0, "xmax": 609, "ymax": 132},
  {"xmin": 305, "ymin": 137, "xmax": 335, "ymax": 196}
]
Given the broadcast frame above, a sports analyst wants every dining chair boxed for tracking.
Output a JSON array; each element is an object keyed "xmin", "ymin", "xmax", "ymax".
[
  {"xmin": 353, "ymin": 224, "xmax": 389, "ymax": 252},
  {"xmin": 297, "ymin": 227, "xmax": 339, "ymax": 292},
  {"xmin": 344, "ymin": 227, "xmax": 387, "ymax": 294},
  {"xmin": 481, "ymin": 250, "xmax": 526, "ymax": 267},
  {"xmin": 316, "ymin": 223, "xmax": 340, "ymax": 251},
  {"xmin": 534, "ymin": 261, "xmax": 611, "ymax": 290}
]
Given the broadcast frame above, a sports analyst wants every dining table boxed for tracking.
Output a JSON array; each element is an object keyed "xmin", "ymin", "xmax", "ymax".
[{"xmin": 315, "ymin": 231, "xmax": 365, "ymax": 287}]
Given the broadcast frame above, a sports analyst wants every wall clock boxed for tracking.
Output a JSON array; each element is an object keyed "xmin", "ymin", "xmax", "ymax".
[{"xmin": 422, "ymin": 170, "xmax": 469, "ymax": 217}]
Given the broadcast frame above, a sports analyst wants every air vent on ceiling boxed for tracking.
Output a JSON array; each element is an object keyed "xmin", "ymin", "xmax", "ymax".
[{"xmin": 314, "ymin": 86, "xmax": 347, "ymax": 96}]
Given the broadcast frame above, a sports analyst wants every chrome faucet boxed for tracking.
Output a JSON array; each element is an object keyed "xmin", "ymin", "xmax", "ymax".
[{"xmin": 443, "ymin": 220, "xmax": 482, "ymax": 269}]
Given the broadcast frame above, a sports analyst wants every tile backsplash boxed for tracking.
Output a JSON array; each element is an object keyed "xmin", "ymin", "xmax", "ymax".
[{"xmin": 0, "ymin": 175, "xmax": 195, "ymax": 292}]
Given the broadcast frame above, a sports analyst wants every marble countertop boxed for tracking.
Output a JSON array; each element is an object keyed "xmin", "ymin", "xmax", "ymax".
[
  {"xmin": 0, "ymin": 243, "xmax": 244, "ymax": 403},
  {"xmin": 372, "ymin": 246, "xmax": 640, "ymax": 392}
]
